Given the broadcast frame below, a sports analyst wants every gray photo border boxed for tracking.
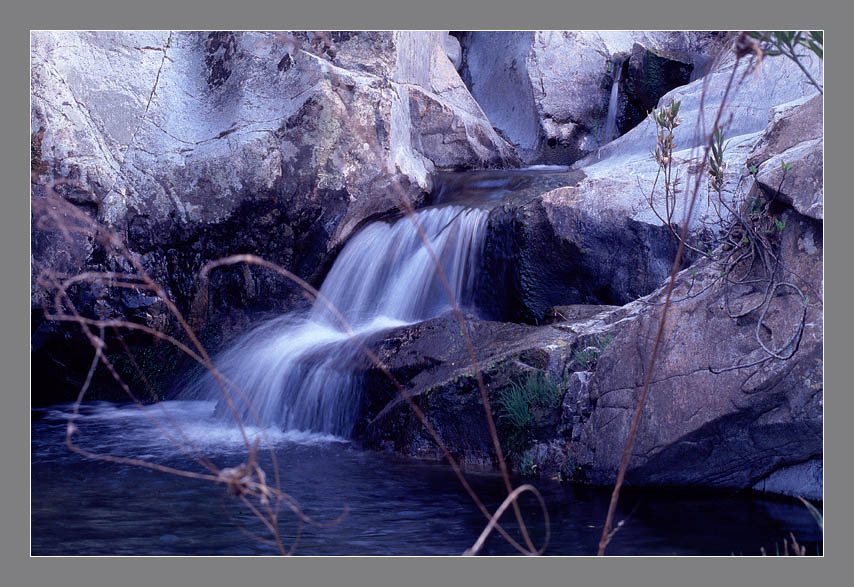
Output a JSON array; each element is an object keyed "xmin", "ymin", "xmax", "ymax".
[{"xmin": 3, "ymin": 0, "xmax": 849, "ymax": 585}]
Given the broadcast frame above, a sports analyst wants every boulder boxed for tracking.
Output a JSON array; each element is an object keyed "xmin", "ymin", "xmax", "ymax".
[
  {"xmin": 567, "ymin": 203, "xmax": 822, "ymax": 499},
  {"xmin": 747, "ymin": 94, "xmax": 823, "ymax": 221},
  {"xmin": 475, "ymin": 182, "xmax": 689, "ymax": 323}
]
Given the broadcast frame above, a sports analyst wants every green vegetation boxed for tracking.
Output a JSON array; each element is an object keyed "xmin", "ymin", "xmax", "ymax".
[
  {"xmin": 571, "ymin": 333, "xmax": 613, "ymax": 371},
  {"xmin": 518, "ymin": 450, "xmax": 539, "ymax": 477},
  {"xmin": 708, "ymin": 127, "xmax": 729, "ymax": 193},
  {"xmin": 497, "ymin": 371, "xmax": 562, "ymax": 431}
]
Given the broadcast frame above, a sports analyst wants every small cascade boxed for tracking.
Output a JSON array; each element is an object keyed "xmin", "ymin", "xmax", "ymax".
[
  {"xmin": 189, "ymin": 205, "xmax": 490, "ymax": 437},
  {"xmin": 603, "ymin": 56, "xmax": 626, "ymax": 144}
]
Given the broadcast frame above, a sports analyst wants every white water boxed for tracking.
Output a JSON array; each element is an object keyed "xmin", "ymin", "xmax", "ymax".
[
  {"xmin": 188, "ymin": 205, "xmax": 490, "ymax": 437},
  {"xmin": 603, "ymin": 57, "xmax": 625, "ymax": 144}
]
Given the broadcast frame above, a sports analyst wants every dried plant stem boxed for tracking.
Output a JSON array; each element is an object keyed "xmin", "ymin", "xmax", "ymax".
[{"xmin": 598, "ymin": 55, "xmax": 743, "ymax": 556}]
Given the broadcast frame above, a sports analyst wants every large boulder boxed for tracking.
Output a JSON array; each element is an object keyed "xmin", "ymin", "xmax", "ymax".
[
  {"xmin": 475, "ymin": 182, "xmax": 687, "ymax": 323},
  {"xmin": 747, "ymin": 94, "xmax": 823, "ymax": 221},
  {"xmin": 457, "ymin": 31, "xmax": 727, "ymax": 164},
  {"xmin": 567, "ymin": 202, "xmax": 822, "ymax": 500},
  {"xmin": 30, "ymin": 30, "xmax": 518, "ymax": 403}
]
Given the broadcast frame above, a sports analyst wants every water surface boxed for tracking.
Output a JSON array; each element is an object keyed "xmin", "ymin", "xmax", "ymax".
[{"xmin": 32, "ymin": 401, "xmax": 822, "ymax": 556}]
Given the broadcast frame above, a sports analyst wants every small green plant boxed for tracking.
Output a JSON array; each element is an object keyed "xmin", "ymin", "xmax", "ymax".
[
  {"xmin": 708, "ymin": 127, "xmax": 730, "ymax": 193},
  {"xmin": 774, "ymin": 218, "xmax": 786, "ymax": 233},
  {"xmin": 518, "ymin": 451, "xmax": 539, "ymax": 477},
  {"xmin": 781, "ymin": 160, "xmax": 793, "ymax": 173},
  {"xmin": 571, "ymin": 333, "xmax": 613, "ymax": 371},
  {"xmin": 497, "ymin": 384, "xmax": 534, "ymax": 430},
  {"xmin": 748, "ymin": 163, "xmax": 759, "ymax": 176},
  {"xmin": 497, "ymin": 371, "xmax": 563, "ymax": 431}
]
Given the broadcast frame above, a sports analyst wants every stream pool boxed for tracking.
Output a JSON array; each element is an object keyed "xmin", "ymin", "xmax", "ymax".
[{"xmin": 31, "ymin": 401, "xmax": 822, "ymax": 556}]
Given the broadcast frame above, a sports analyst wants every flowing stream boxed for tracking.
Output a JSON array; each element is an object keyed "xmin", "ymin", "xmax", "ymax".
[{"xmin": 603, "ymin": 56, "xmax": 625, "ymax": 144}]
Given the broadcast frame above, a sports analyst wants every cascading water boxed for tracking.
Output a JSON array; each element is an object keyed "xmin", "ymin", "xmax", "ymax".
[
  {"xmin": 189, "ymin": 205, "xmax": 490, "ymax": 437},
  {"xmin": 603, "ymin": 56, "xmax": 625, "ymax": 144}
]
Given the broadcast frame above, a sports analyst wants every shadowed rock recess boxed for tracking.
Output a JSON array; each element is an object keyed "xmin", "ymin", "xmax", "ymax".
[{"xmin": 32, "ymin": 31, "xmax": 822, "ymax": 500}]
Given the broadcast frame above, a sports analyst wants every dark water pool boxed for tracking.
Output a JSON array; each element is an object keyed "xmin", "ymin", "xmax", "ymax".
[{"xmin": 31, "ymin": 401, "xmax": 822, "ymax": 556}]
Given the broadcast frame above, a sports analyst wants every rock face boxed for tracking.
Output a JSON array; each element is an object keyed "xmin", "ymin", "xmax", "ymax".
[
  {"xmin": 747, "ymin": 94, "xmax": 823, "ymax": 221},
  {"xmin": 360, "ymin": 68, "xmax": 823, "ymax": 500},
  {"xmin": 30, "ymin": 30, "xmax": 518, "ymax": 403},
  {"xmin": 458, "ymin": 31, "xmax": 727, "ymax": 164},
  {"xmin": 569, "ymin": 202, "xmax": 822, "ymax": 500},
  {"xmin": 475, "ymin": 183, "xmax": 687, "ymax": 324}
]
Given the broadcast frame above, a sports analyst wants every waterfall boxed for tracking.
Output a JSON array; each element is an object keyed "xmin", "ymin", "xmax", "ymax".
[
  {"xmin": 188, "ymin": 205, "xmax": 490, "ymax": 437},
  {"xmin": 603, "ymin": 56, "xmax": 625, "ymax": 144}
]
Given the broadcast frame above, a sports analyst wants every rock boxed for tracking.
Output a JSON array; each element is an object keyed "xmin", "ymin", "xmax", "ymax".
[
  {"xmin": 753, "ymin": 139, "xmax": 823, "ymax": 221},
  {"xmin": 484, "ymin": 46, "xmax": 826, "ymax": 325},
  {"xmin": 30, "ymin": 30, "xmax": 518, "ymax": 403},
  {"xmin": 747, "ymin": 94, "xmax": 824, "ymax": 221},
  {"xmin": 752, "ymin": 459, "xmax": 822, "ymax": 501},
  {"xmin": 619, "ymin": 43, "xmax": 693, "ymax": 136},
  {"xmin": 443, "ymin": 33, "xmax": 462, "ymax": 70},
  {"xmin": 545, "ymin": 305, "xmax": 620, "ymax": 324},
  {"xmin": 458, "ymin": 31, "xmax": 726, "ymax": 164},
  {"xmin": 358, "ymin": 313, "xmax": 590, "ymax": 466},
  {"xmin": 564, "ymin": 200, "xmax": 822, "ymax": 495},
  {"xmin": 583, "ymin": 47, "xmax": 823, "ymax": 167},
  {"xmin": 475, "ymin": 184, "xmax": 688, "ymax": 323},
  {"xmin": 357, "ymin": 310, "xmax": 620, "ymax": 469}
]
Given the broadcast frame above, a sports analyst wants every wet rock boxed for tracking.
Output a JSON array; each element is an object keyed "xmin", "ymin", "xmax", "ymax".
[
  {"xmin": 358, "ymin": 314, "xmax": 581, "ymax": 466},
  {"xmin": 476, "ymin": 187, "xmax": 687, "ymax": 323},
  {"xmin": 357, "ymin": 310, "xmax": 619, "ymax": 469},
  {"xmin": 619, "ymin": 43, "xmax": 694, "ymax": 136}
]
